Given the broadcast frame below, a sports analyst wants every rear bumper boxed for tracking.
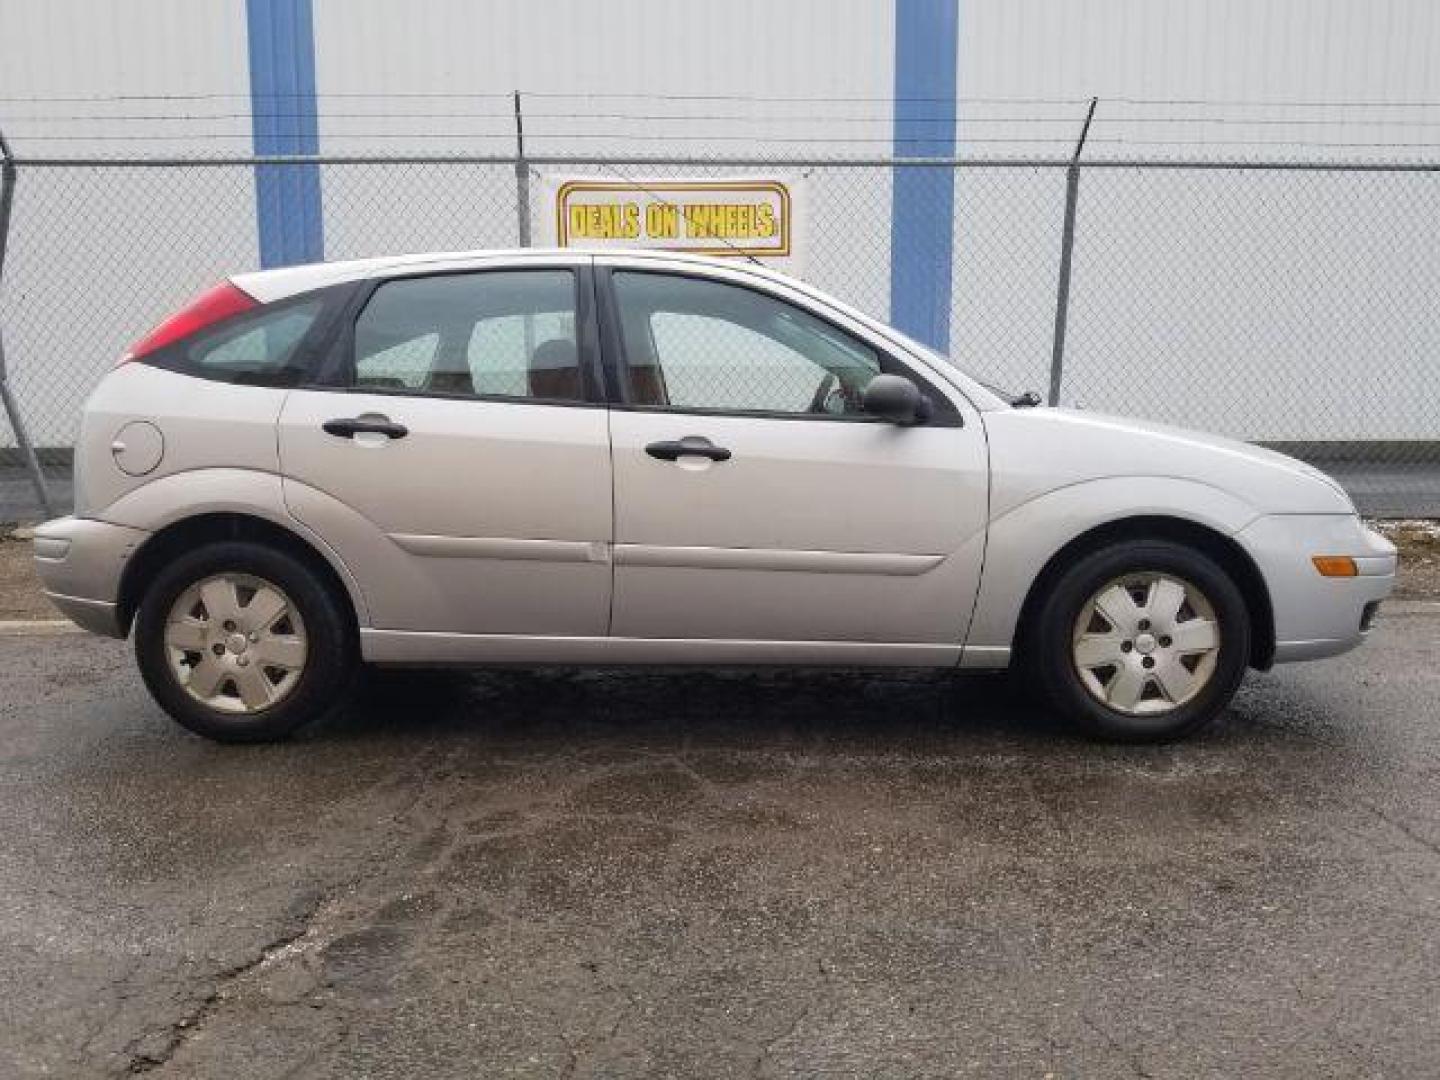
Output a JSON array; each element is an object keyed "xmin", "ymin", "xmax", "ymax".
[
  {"xmin": 1237, "ymin": 514, "xmax": 1396, "ymax": 664},
  {"xmin": 31, "ymin": 516, "xmax": 149, "ymax": 638}
]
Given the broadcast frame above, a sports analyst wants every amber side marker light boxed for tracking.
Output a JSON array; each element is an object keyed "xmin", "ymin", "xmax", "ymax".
[{"xmin": 1312, "ymin": 555, "xmax": 1359, "ymax": 578}]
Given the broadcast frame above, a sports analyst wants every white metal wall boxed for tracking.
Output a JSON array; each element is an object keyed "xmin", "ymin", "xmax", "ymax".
[
  {"xmin": 309, "ymin": 0, "xmax": 898, "ymax": 320},
  {"xmin": 963, "ymin": 0, "xmax": 1440, "ymax": 155},
  {"xmin": 313, "ymin": 0, "xmax": 895, "ymax": 157}
]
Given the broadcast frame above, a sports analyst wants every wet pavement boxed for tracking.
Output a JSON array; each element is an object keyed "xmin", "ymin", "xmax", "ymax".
[{"xmin": 1, "ymin": 613, "xmax": 1438, "ymax": 1078}]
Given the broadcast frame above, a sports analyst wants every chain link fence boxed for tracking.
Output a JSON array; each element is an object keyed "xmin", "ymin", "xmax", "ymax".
[{"xmin": 1, "ymin": 150, "xmax": 1437, "ymax": 521}]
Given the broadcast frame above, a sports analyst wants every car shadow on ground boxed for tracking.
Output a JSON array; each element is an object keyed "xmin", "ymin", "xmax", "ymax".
[
  {"xmin": 303, "ymin": 664, "xmax": 1336, "ymax": 763},
  {"xmin": 321, "ymin": 666, "xmax": 1064, "ymax": 746}
]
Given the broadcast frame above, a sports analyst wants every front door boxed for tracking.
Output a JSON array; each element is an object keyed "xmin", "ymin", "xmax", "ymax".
[
  {"xmin": 601, "ymin": 264, "xmax": 988, "ymax": 649},
  {"xmin": 278, "ymin": 262, "xmax": 613, "ymax": 636}
]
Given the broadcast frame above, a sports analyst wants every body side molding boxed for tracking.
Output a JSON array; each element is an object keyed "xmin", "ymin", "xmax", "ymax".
[
  {"xmin": 613, "ymin": 544, "xmax": 945, "ymax": 576},
  {"xmin": 390, "ymin": 534, "xmax": 609, "ymax": 563}
]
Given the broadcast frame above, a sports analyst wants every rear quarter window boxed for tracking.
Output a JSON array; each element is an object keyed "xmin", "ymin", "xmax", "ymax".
[{"xmin": 170, "ymin": 300, "xmax": 324, "ymax": 386}]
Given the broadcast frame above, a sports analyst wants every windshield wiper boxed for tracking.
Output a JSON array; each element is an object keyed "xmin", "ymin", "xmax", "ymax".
[{"xmin": 1010, "ymin": 390, "xmax": 1043, "ymax": 408}]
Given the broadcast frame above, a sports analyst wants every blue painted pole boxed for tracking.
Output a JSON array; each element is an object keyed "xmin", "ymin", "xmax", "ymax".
[
  {"xmin": 890, "ymin": 0, "xmax": 959, "ymax": 352},
  {"xmin": 246, "ymin": 0, "xmax": 323, "ymax": 267}
]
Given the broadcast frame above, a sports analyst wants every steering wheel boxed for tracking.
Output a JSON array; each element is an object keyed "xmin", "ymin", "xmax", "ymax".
[{"xmin": 808, "ymin": 373, "xmax": 840, "ymax": 415}]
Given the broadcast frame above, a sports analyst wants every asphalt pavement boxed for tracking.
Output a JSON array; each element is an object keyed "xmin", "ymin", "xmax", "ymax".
[{"xmin": 2, "ymin": 612, "xmax": 1439, "ymax": 1078}]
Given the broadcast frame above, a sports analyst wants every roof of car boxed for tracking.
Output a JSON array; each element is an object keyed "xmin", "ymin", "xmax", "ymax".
[{"xmin": 230, "ymin": 248, "xmax": 802, "ymax": 303}]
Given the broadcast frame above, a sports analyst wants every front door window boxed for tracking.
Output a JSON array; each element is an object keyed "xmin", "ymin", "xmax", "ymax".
[{"xmin": 612, "ymin": 271, "xmax": 886, "ymax": 418}]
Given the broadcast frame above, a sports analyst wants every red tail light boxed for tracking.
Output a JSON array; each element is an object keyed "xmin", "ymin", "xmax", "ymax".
[{"xmin": 123, "ymin": 281, "xmax": 258, "ymax": 363}]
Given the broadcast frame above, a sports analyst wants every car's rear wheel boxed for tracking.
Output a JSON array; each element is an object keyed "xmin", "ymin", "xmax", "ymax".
[
  {"xmin": 134, "ymin": 541, "xmax": 357, "ymax": 742},
  {"xmin": 1030, "ymin": 539, "xmax": 1250, "ymax": 742}
]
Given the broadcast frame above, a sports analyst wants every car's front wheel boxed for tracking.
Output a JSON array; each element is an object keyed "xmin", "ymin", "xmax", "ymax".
[
  {"xmin": 1030, "ymin": 539, "xmax": 1250, "ymax": 742},
  {"xmin": 134, "ymin": 540, "xmax": 357, "ymax": 742}
]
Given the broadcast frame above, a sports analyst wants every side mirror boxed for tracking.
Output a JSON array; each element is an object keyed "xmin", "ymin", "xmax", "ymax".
[{"xmin": 862, "ymin": 374, "xmax": 932, "ymax": 425}]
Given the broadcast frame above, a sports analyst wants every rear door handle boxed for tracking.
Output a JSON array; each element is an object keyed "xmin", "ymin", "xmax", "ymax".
[
  {"xmin": 322, "ymin": 416, "xmax": 409, "ymax": 440},
  {"xmin": 645, "ymin": 436, "xmax": 732, "ymax": 463}
]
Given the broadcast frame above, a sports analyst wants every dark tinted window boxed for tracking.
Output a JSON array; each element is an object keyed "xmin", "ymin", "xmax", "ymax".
[
  {"xmin": 353, "ymin": 271, "xmax": 583, "ymax": 401},
  {"xmin": 182, "ymin": 300, "xmax": 323, "ymax": 386}
]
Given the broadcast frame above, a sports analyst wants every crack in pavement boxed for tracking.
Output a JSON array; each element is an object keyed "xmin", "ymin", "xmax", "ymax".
[
  {"xmin": 748, "ymin": 1001, "xmax": 813, "ymax": 1078},
  {"xmin": 112, "ymin": 746, "xmax": 573, "ymax": 1076},
  {"xmin": 122, "ymin": 894, "xmax": 329, "ymax": 1075},
  {"xmin": 112, "ymin": 738, "xmax": 478, "ymax": 1076},
  {"xmin": 1359, "ymin": 798, "xmax": 1440, "ymax": 860}
]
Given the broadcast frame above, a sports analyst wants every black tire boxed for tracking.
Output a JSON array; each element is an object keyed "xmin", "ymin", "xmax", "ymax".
[
  {"xmin": 1029, "ymin": 539, "xmax": 1250, "ymax": 743},
  {"xmin": 134, "ymin": 540, "xmax": 358, "ymax": 742}
]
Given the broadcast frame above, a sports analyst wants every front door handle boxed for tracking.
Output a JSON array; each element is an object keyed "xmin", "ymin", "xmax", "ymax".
[
  {"xmin": 645, "ymin": 436, "xmax": 732, "ymax": 463},
  {"xmin": 322, "ymin": 416, "xmax": 409, "ymax": 440}
]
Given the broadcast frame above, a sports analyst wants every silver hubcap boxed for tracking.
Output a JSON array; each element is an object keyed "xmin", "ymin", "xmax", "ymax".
[
  {"xmin": 1071, "ymin": 572, "xmax": 1221, "ymax": 716},
  {"xmin": 164, "ymin": 573, "xmax": 307, "ymax": 714}
]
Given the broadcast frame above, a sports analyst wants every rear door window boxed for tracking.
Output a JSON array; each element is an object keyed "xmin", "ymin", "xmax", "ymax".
[{"xmin": 352, "ymin": 270, "xmax": 585, "ymax": 402}]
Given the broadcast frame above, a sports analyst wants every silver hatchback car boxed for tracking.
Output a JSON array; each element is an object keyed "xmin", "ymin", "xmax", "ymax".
[{"xmin": 33, "ymin": 250, "xmax": 1394, "ymax": 743}]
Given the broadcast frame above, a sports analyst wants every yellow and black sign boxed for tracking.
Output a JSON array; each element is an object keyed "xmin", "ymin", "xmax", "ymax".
[{"xmin": 547, "ymin": 178, "xmax": 794, "ymax": 258}]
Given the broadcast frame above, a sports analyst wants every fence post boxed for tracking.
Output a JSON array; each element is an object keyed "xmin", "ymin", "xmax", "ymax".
[
  {"xmin": 512, "ymin": 90, "xmax": 531, "ymax": 247},
  {"xmin": 1047, "ymin": 97, "xmax": 1098, "ymax": 407},
  {"xmin": 0, "ymin": 126, "xmax": 55, "ymax": 520}
]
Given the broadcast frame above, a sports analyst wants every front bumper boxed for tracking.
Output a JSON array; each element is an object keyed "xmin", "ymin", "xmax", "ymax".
[
  {"xmin": 31, "ymin": 516, "xmax": 149, "ymax": 638},
  {"xmin": 1236, "ymin": 514, "xmax": 1397, "ymax": 663}
]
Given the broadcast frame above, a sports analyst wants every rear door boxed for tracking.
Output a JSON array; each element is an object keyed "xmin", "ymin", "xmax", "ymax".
[
  {"xmin": 599, "ymin": 262, "xmax": 989, "ymax": 650},
  {"xmin": 278, "ymin": 258, "xmax": 613, "ymax": 636}
]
